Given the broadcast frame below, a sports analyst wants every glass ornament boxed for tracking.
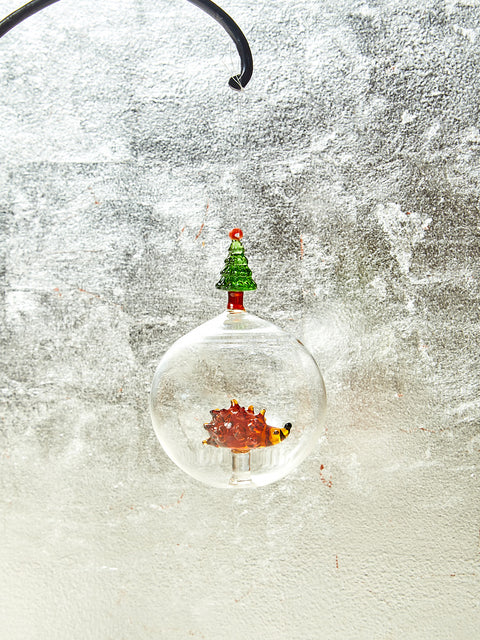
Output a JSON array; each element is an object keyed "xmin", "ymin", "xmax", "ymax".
[{"xmin": 150, "ymin": 229, "xmax": 327, "ymax": 488}]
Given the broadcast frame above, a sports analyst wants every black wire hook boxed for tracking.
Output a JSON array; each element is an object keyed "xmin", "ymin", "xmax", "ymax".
[
  {"xmin": 0, "ymin": 0, "xmax": 253, "ymax": 90},
  {"xmin": 187, "ymin": 0, "xmax": 252, "ymax": 90}
]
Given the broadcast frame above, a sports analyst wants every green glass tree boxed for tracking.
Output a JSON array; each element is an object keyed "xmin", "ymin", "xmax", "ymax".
[{"xmin": 216, "ymin": 228, "xmax": 257, "ymax": 292}]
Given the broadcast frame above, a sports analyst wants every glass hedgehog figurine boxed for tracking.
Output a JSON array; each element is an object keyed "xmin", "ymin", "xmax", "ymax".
[{"xmin": 203, "ymin": 398, "xmax": 292, "ymax": 453}]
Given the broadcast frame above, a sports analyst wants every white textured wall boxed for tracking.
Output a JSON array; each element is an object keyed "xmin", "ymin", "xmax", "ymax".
[{"xmin": 1, "ymin": 0, "xmax": 479, "ymax": 637}]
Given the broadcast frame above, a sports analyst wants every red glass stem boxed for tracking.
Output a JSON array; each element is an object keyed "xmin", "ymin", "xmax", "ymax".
[{"xmin": 227, "ymin": 291, "xmax": 244, "ymax": 310}]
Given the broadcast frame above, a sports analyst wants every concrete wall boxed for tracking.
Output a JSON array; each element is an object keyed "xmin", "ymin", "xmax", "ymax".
[{"xmin": 1, "ymin": 0, "xmax": 479, "ymax": 637}]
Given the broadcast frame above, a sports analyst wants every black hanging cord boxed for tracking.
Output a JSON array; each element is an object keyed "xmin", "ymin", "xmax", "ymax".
[
  {"xmin": 0, "ymin": 0, "xmax": 58, "ymax": 38},
  {"xmin": 186, "ymin": 0, "xmax": 252, "ymax": 89},
  {"xmin": 0, "ymin": 0, "xmax": 253, "ymax": 90}
]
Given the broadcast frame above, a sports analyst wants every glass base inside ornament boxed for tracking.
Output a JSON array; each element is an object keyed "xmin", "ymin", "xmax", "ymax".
[
  {"xmin": 230, "ymin": 452, "xmax": 252, "ymax": 486},
  {"xmin": 150, "ymin": 310, "xmax": 326, "ymax": 488}
]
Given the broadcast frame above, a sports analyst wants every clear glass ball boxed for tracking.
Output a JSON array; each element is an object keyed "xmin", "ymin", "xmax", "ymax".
[{"xmin": 150, "ymin": 309, "xmax": 326, "ymax": 488}]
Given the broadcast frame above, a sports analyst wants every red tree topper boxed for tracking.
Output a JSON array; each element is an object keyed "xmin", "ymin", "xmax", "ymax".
[{"xmin": 229, "ymin": 228, "xmax": 243, "ymax": 240}]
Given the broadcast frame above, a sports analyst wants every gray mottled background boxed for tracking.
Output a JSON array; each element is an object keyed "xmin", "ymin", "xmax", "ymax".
[{"xmin": 1, "ymin": 0, "xmax": 479, "ymax": 637}]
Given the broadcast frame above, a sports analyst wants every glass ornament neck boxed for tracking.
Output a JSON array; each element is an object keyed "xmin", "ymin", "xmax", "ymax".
[{"xmin": 227, "ymin": 291, "xmax": 245, "ymax": 311}]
